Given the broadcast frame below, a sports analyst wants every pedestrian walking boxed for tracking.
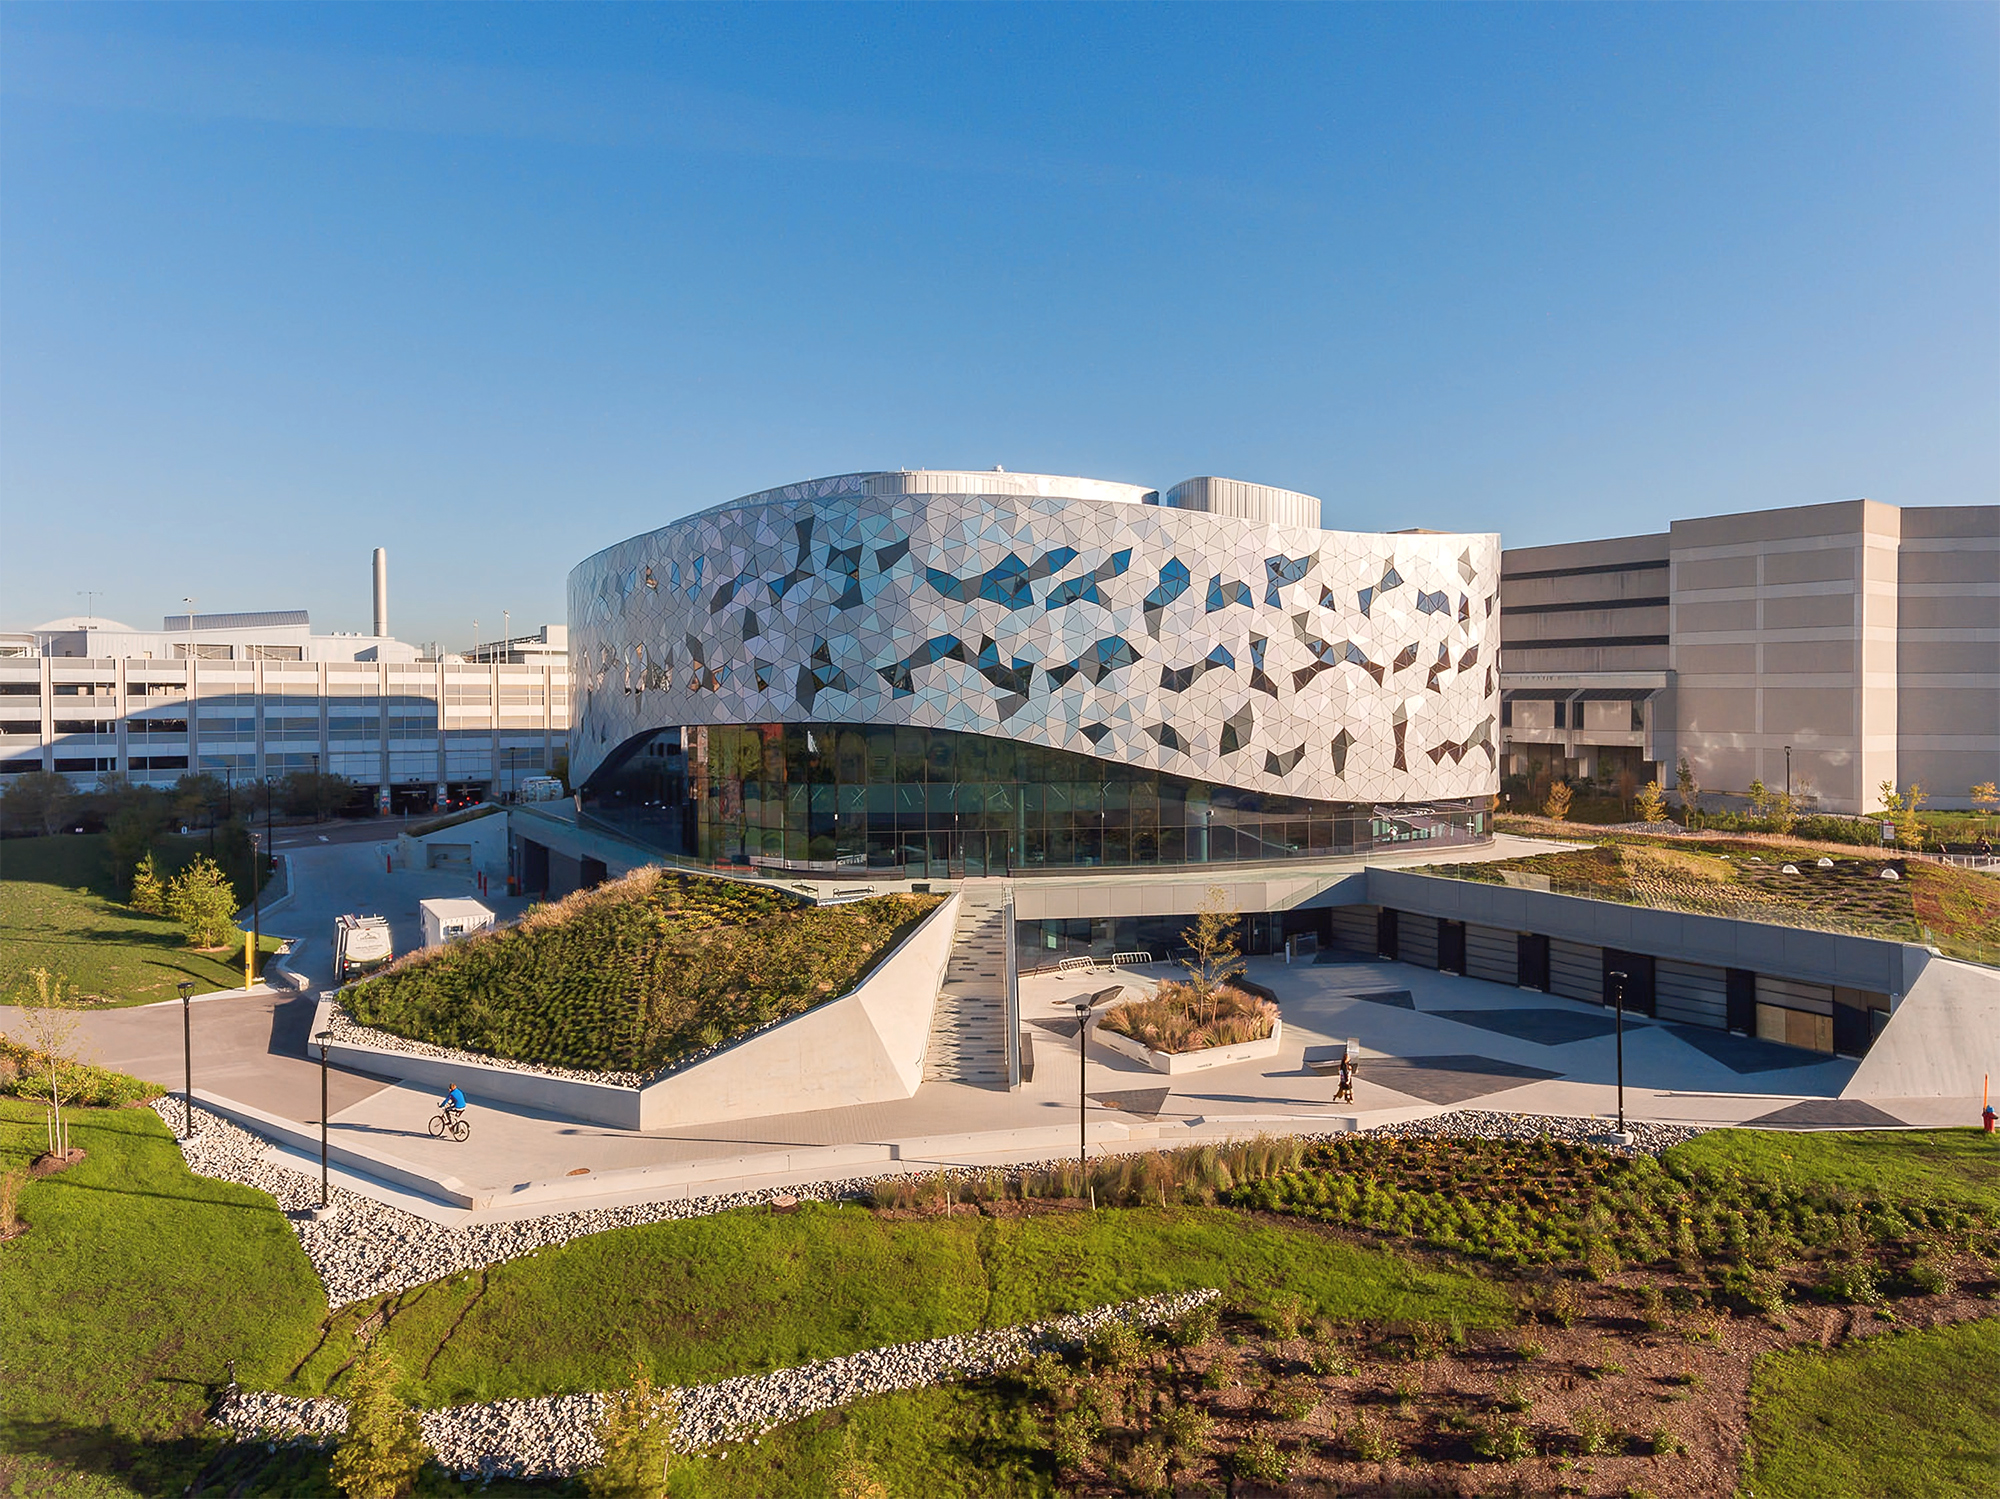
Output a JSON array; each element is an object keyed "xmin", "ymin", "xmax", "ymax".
[{"xmin": 1336, "ymin": 1051, "xmax": 1358, "ymax": 1104}]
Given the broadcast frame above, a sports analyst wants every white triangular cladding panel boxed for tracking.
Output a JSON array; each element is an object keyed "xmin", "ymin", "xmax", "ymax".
[{"xmin": 567, "ymin": 485, "xmax": 1498, "ymax": 801}]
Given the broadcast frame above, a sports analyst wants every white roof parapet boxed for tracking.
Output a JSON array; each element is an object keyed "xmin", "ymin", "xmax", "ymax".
[{"xmin": 1163, "ymin": 477, "xmax": 1323, "ymax": 530}]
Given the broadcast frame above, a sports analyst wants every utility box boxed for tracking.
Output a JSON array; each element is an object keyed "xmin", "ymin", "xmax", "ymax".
[{"xmin": 419, "ymin": 898, "xmax": 494, "ymax": 949}]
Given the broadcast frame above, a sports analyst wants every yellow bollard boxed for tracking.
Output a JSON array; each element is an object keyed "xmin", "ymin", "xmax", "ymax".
[{"xmin": 244, "ymin": 933, "xmax": 253, "ymax": 988}]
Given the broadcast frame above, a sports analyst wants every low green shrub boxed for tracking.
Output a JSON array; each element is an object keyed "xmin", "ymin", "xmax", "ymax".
[
  {"xmin": 1470, "ymin": 1415, "xmax": 1534, "ymax": 1462},
  {"xmin": 1231, "ymin": 1429, "xmax": 1293, "ymax": 1484},
  {"xmin": 0, "ymin": 1040, "xmax": 162, "ymax": 1108},
  {"xmin": 346, "ymin": 869, "xmax": 941, "ymax": 1073}
]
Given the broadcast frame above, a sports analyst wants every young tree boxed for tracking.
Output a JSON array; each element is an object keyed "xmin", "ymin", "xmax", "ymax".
[
  {"xmin": 283, "ymin": 769, "xmax": 357, "ymax": 821},
  {"xmin": 1674, "ymin": 757, "xmax": 1700, "ymax": 828},
  {"xmin": 1634, "ymin": 780, "xmax": 1668, "ymax": 825},
  {"xmin": 10, "ymin": 967, "xmax": 82, "ymax": 1159},
  {"xmin": 1769, "ymin": 790, "xmax": 1797, "ymax": 835},
  {"xmin": 1542, "ymin": 781, "xmax": 1573, "ymax": 821},
  {"xmin": 582, "ymin": 1366, "xmax": 679, "ymax": 1499},
  {"xmin": 1747, "ymin": 779, "xmax": 1771, "ymax": 821},
  {"xmin": 170, "ymin": 772, "xmax": 230, "ymax": 829},
  {"xmin": 1877, "ymin": 780, "xmax": 1904, "ymax": 816},
  {"xmin": 1180, "ymin": 887, "xmax": 1246, "ymax": 1027},
  {"xmin": 1, "ymin": 771, "xmax": 75, "ymax": 837},
  {"xmin": 330, "ymin": 1348, "xmax": 429, "ymax": 1499},
  {"xmin": 1896, "ymin": 781, "xmax": 1928, "ymax": 849},
  {"xmin": 106, "ymin": 795, "xmax": 172, "ymax": 896},
  {"xmin": 1613, "ymin": 767, "xmax": 1638, "ymax": 818},
  {"xmin": 1970, "ymin": 781, "xmax": 1997, "ymax": 818},
  {"xmin": 166, "ymin": 856, "xmax": 239, "ymax": 950},
  {"xmin": 129, "ymin": 852, "xmax": 166, "ymax": 915}
]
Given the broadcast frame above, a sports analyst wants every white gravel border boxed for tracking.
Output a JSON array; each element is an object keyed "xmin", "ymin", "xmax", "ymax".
[
  {"xmin": 150, "ymin": 1099, "xmax": 1707, "ymax": 1310},
  {"xmin": 212, "ymin": 1289, "xmax": 1219, "ymax": 1480}
]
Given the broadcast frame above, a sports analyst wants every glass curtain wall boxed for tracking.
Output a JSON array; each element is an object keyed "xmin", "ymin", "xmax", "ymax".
[{"xmin": 590, "ymin": 722, "xmax": 1486, "ymax": 876}]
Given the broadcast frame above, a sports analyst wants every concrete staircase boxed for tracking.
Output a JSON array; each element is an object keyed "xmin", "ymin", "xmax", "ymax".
[{"xmin": 923, "ymin": 885, "xmax": 1013, "ymax": 1087}]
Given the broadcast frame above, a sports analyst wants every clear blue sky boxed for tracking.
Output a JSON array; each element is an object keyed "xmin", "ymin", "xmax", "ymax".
[{"xmin": 3, "ymin": 3, "xmax": 1994, "ymax": 650}]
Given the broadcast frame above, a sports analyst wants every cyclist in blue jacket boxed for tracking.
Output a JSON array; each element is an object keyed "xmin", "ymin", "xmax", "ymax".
[{"xmin": 439, "ymin": 1083, "xmax": 467, "ymax": 1119}]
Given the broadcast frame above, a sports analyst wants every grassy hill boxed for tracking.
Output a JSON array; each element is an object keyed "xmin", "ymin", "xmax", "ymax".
[
  {"xmin": 345, "ymin": 868, "xmax": 943, "ymax": 1074},
  {"xmin": 0, "ymin": 834, "xmax": 282, "ymax": 1006}
]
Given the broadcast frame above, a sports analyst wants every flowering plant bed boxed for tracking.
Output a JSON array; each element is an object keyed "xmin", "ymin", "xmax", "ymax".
[{"xmin": 1094, "ymin": 982, "xmax": 1282, "ymax": 1075}]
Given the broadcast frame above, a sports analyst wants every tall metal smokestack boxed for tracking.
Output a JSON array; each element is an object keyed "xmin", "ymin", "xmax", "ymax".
[{"xmin": 372, "ymin": 548, "xmax": 388, "ymax": 637}]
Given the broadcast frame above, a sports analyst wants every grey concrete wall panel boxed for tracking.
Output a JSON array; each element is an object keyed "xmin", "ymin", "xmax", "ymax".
[
  {"xmin": 567, "ymin": 471, "xmax": 1501, "ymax": 802},
  {"xmin": 1756, "ymin": 975, "xmax": 1834, "ymax": 1016},
  {"xmin": 1842, "ymin": 956, "xmax": 2000, "ymax": 1100},
  {"xmin": 1654, "ymin": 959, "xmax": 1727, "ymax": 1028},
  {"xmin": 1330, "ymin": 904, "xmax": 1378, "ymax": 953},
  {"xmin": 1464, "ymin": 923, "xmax": 1517, "ymax": 984},
  {"xmin": 1549, "ymin": 939, "xmax": 1603, "ymax": 1002},
  {"xmin": 1397, "ymin": 912, "xmax": 1440, "ymax": 968},
  {"xmin": 1363, "ymin": 868, "xmax": 1921, "ymax": 997}
]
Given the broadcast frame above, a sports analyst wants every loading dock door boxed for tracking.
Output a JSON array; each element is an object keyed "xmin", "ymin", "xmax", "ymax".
[
  {"xmin": 1465, "ymin": 924, "xmax": 1517, "ymax": 985},
  {"xmin": 1398, "ymin": 913, "xmax": 1440, "ymax": 968},
  {"xmin": 1517, "ymin": 932, "xmax": 1550, "ymax": 992},
  {"xmin": 1601, "ymin": 950, "xmax": 1657, "ymax": 1017},
  {"xmin": 1438, "ymin": 920, "xmax": 1467, "ymax": 975},
  {"xmin": 1376, "ymin": 907, "xmax": 1399, "ymax": 961},
  {"xmin": 1726, "ymin": 968, "xmax": 1757, "ymax": 1033}
]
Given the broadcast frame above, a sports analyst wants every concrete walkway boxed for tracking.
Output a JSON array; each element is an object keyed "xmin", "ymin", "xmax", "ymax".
[{"xmin": 19, "ymin": 838, "xmax": 1989, "ymax": 1231}]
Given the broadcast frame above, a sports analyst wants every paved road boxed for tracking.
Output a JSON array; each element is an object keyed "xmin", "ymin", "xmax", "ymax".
[
  {"xmin": 1, "ymin": 837, "xmax": 533, "ymax": 1118},
  {"xmin": 0, "ymin": 989, "xmax": 397, "ymax": 1119}
]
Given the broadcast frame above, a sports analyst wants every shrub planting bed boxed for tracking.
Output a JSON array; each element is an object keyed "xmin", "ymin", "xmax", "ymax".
[
  {"xmin": 1096, "ymin": 981, "xmax": 1277, "ymax": 1055},
  {"xmin": 9, "ymin": 1080, "xmax": 1996, "ymax": 1497},
  {"xmin": 1474, "ymin": 824, "xmax": 2000, "ymax": 961},
  {"xmin": 345, "ymin": 868, "xmax": 941, "ymax": 1073}
]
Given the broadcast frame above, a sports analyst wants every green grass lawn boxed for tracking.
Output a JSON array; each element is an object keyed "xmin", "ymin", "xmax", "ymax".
[
  {"xmin": 1744, "ymin": 1318, "xmax": 2000, "ymax": 1499},
  {"xmin": 670, "ymin": 1383, "xmax": 1051, "ymax": 1498},
  {"xmin": 0, "ymin": 1099, "xmax": 328, "ymax": 1499},
  {"xmin": 1667, "ymin": 1127, "xmax": 2000, "ymax": 1217},
  {"xmin": 298, "ymin": 1204, "xmax": 1508, "ymax": 1407},
  {"xmin": 0, "ymin": 835, "xmax": 284, "ymax": 1006}
]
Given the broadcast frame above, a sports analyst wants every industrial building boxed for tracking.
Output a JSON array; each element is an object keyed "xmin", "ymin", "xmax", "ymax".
[
  {"xmin": 1497, "ymin": 499, "xmax": 1999, "ymax": 812},
  {"xmin": 0, "ymin": 552, "xmax": 570, "ymax": 811}
]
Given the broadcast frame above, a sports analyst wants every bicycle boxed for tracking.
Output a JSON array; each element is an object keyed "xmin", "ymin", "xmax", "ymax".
[{"xmin": 428, "ymin": 1108, "xmax": 471, "ymax": 1142}]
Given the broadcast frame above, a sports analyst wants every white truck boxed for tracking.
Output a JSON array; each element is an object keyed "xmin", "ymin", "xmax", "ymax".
[
  {"xmin": 516, "ymin": 776, "xmax": 567, "ymax": 803},
  {"xmin": 334, "ymin": 914, "xmax": 394, "ymax": 981}
]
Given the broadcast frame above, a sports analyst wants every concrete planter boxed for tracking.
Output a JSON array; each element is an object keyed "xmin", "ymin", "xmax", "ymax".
[
  {"xmin": 316, "ymin": 892, "xmax": 963, "ymax": 1130},
  {"xmin": 1093, "ymin": 1017, "xmax": 1283, "ymax": 1075}
]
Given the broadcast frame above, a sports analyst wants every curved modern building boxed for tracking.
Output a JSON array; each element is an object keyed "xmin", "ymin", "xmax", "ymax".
[{"xmin": 570, "ymin": 470, "xmax": 1499, "ymax": 875}]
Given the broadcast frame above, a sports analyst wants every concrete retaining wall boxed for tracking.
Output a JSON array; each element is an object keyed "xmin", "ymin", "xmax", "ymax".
[
  {"xmin": 637, "ymin": 890, "xmax": 961, "ymax": 1128},
  {"xmin": 1843, "ymin": 953, "xmax": 2000, "ymax": 1100},
  {"xmin": 1365, "ymin": 868, "xmax": 1925, "ymax": 997},
  {"xmin": 316, "ymin": 892, "xmax": 963, "ymax": 1131},
  {"xmin": 1093, "ymin": 1018, "xmax": 1284, "ymax": 1075}
]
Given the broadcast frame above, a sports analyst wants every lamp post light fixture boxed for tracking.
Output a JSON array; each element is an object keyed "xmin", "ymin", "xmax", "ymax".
[
  {"xmin": 1608, "ymin": 968, "xmax": 1632, "ymax": 1146},
  {"xmin": 247, "ymin": 827, "xmax": 261, "ymax": 989},
  {"xmin": 1073, "ymin": 998, "xmax": 1093, "ymax": 1180},
  {"xmin": 177, "ymin": 981, "xmax": 195, "ymax": 1138},
  {"xmin": 314, "ymin": 1028, "xmax": 334, "ymax": 1211}
]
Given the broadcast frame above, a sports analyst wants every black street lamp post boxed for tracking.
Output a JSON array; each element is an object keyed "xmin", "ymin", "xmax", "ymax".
[
  {"xmin": 177, "ymin": 980, "xmax": 195, "ymax": 1138},
  {"xmin": 314, "ymin": 1028, "xmax": 334, "ymax": 1210},
  {"xmin": 249, "ymin": 828, "xmax": 261, "ymax": 987},
  {"xmin": 1073, "ymin": 998, "xmax": 1092, "ymax": 1179},
  {"xmin": 1608, "ymin": 968, "xmax": 1629, "ymax": 1141}
]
